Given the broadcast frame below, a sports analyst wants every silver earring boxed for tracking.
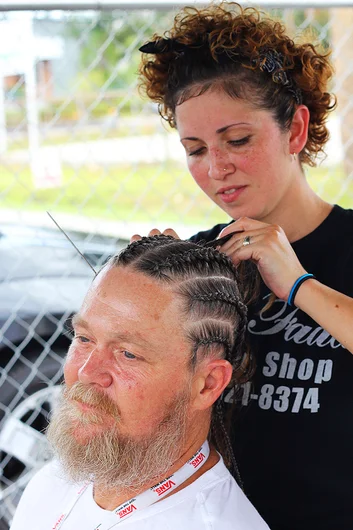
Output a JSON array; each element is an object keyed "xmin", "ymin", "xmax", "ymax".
[
  {"xmin": 291, "ymin": 153, "xmax": 297, "ymax": 162},
  {"xmin": 223, "ymin": 168, "xmax": 227, "ymax": 172}
]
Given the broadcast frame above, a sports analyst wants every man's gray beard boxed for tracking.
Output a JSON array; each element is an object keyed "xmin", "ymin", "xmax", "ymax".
[{"xmin": 47, "ymin": 381, "xmax": 191, "ymax": 492}]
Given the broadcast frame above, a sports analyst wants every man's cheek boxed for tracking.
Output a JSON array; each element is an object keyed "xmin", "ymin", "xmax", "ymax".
[{"xmin": 63, "ymin": 346, "xmax": 83, "ymax": 384}]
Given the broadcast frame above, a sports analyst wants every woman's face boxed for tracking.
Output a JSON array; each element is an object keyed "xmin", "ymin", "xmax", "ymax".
[{"xmin": 176, "ymin": 89, "xmax": 297, "ymax": 223}]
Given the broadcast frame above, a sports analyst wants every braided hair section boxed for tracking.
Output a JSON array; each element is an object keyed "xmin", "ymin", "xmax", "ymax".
[
  {"xmin": 178, "ymin": 278, "xmax": 247, "ymax": 369},
  {"xmin": 114, "ymin": 234, "xmax": 176, "ymax": 266},
  {"xmin": 177, "ymin": 275, "xmax": 252, "ymax": 482},
  {"xmin": 131, "ymin": 242, "xmax": 239, "ymax": 282}
]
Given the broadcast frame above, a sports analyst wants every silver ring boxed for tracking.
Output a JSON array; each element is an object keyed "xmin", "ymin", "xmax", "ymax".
[{"xmin": 242, "ymin": 235, "xmax": 251, "ymax": 246}]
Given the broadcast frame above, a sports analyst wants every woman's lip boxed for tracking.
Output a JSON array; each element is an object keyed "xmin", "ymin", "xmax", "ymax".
[{"xmin": 218, "ymin": 185, "xmax": 247, "ymax": 203}]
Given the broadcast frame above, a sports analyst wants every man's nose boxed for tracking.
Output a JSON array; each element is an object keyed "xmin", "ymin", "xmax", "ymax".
[
  {"xmin": 208, "ymin": 149, "xmax": 234, "ymax": 180},
  {"xmin": 78, "ymin": 347, "xmax": 113, "ymax": 388}
]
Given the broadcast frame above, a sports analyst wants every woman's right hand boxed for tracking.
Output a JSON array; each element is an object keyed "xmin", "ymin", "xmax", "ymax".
[
  {"xmin": 218, "ymin": 217, "xmax": 306, "ymax": 301},
  {"xmin": 130, "ymin": 228, "xmax": 180, "ymax": 243}
]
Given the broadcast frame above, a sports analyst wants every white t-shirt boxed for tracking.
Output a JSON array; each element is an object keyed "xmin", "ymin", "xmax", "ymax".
[{"xmin": 10, "ymin": 458, "xmax": 269, "ymax": 530}]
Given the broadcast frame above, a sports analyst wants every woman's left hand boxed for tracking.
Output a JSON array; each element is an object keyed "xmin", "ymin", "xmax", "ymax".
[{"xmin": 219, "ymin": 217, "xmax": 307, "ymax": 301}]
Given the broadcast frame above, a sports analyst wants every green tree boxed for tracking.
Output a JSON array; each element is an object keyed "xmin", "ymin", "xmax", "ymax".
[{"xmin": 67, "ymin": 11, "xmax": 172, "ymax": 92}]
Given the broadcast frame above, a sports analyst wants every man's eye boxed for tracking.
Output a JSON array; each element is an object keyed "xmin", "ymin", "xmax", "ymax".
[
  {"xmin": 76, "ymin": 335, "xmax": 90, "ymax": 343},
  {"xmin": 123, "ymin": 350, "xmax": 136, "ymax": 360}
]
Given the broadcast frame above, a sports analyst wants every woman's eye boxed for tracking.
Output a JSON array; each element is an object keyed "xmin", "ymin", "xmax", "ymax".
[
  {"xmin": 123, "ymin": 350, "xmax": 137, "ymax": 360},
  {"xmin": 229, "ymin": 135, "xmax": 251, "ymax": 147},
  {"xmin": 188, "ymin": 146, "xmax": 205, "ymax": 157}
]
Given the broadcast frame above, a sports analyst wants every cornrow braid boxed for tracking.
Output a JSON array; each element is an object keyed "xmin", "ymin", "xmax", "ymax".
[
  {"xmin": 135, "ymin": 245, "xmax": 239, "ymax": 283},
  {"xmin": 107, "ymin": 235, "xmax": 254, "ymax": 485},
  {"xmin": 116, "ymin": 234, "xmax": 176, "ymax": 266},
  {"xmin": 177, "ymin": 274, "xmax": 252, "ymax": 484},
  {"xmin": 211, "ymin": 399, "xmax": 244, "ymax": 488},
  {"xmin": 191, "ymin": 330, "xmax": 232, "ymax": 366},
  {"xmin": 190, "ymin": 289, "xmax": 247, "ymax": 309},
  {"xmin": 179, "ymin": 278, "xmax": 249, "ymax": 373}
]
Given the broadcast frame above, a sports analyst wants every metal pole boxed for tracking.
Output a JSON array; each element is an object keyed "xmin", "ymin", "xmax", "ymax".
[
  {"xmin": 0, "ymin": 0, "xmax": 352, "ymax": 11},
  {"xmin": 0, "ymin": 68, "xmax": 7, "ymax": 154},
  {"xmin": 24, "ymin": 15, "xmax": 40, "ymax": 179}
]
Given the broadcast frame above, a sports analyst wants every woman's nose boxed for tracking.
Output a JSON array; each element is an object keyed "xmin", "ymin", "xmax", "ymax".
[{"xmin": 208, "ymin": 150, "xmax": 234, "ymax": 180}]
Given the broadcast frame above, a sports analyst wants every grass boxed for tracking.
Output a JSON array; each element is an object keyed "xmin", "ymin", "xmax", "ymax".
[
  {"xmin": 307, "ymin": 164, "xmax": 352, "ymax": 207},
  {"xmin": 0, "ymin": 160, "xmax": 352, "ymax": 230},
  {"xmin": 0, "ymin": 161, "xmax": 227, "ymax": 228},
  {"xmin": 6, "ymin": 121, "xmax": 162, "ymax": 151}
]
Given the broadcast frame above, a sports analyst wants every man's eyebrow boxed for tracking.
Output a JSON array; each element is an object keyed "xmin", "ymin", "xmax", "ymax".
[
  {"xmin": 71, "ymin": 313, "xmax": 88, "ymax": 329},
  {"xmin": 110, "ymin": 331, "xmax": 151, "ymax": 348},
  {"xmin": 71, "ymin": 313, "xmax": 152, "ymax": 348},
  {"xmin": 181, "ymin": 122, "xmax": 250, "ymax": 142}
]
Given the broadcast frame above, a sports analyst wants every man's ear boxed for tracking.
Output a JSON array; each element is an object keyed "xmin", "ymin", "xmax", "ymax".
[
  {"xmin": 289, "ymin": 105, "xmax": 310, "ymax": 155},
  {"xmin": 191, "ymin": 359, "xmax": 233, "ymax": 411}
]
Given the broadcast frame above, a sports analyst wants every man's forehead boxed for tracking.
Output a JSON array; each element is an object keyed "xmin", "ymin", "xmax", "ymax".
[
  {"xmin": 88, "ymin": 266, "xmax": 176, "ymax": 312},
  {"xmin": 71, "ymin": 312, "xmax": 152, "ymax": 348},
  {"xmin": 77, "ymin": 266, "xmax": 188, "ymax": 349},
  {"xmin": 93, "ymin": 265, "xmax": 167, "ymax": 293}
]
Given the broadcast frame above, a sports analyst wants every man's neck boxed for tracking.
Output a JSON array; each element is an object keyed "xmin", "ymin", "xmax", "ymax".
[{"xmin": 93, "ymin": 438, "xmax": 219, "ymax": 511}]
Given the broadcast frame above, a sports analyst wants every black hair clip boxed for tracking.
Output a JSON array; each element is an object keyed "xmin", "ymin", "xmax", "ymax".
[
  {"xmin": 259, "ymin": 49, "xmax": 302, "ymax": 105},
  {"xmin": 139, "ymin": 38, "xmax": 187, "ymax": 55},
  {"xmin": 288, "ymin": 87, "xmax": 302, "ymax": 105},
  {"xmin": 259, "ymin": 49, "xmax": 284, "ymax": 74}
]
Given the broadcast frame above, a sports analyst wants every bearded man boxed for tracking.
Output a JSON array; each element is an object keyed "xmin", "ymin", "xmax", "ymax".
[{"xmin": 10, "ymin": 236, "xmax": 268, "ymax": 530}]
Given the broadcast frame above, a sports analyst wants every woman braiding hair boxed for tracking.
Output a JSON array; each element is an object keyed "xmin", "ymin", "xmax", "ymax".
[{"xmin": 136, "ymin": 3, "xmax": 353, "ymax": 529}]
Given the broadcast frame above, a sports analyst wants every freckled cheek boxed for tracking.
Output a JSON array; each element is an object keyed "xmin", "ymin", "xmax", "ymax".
[
  {"xmin": 236, "ymin": 152, "xmax": 257, "ymax": 172},
  {"xmin": 238, "ymin": 154, "xmax": 269, "ymax": 187},
  {"xmin": 188, "ymin": 160, "xmax": 210, "ymax": 192}
]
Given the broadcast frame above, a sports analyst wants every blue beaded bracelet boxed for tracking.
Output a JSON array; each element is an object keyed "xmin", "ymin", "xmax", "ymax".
[{"xmin": 287, "ymin": 273, "xmax": 315, "ymax": 307}]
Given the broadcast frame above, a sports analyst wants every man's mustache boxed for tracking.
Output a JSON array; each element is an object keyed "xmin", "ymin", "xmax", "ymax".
[{"xmin": 63, "ymin": 382, "xmax": 120, "ymax": 421}]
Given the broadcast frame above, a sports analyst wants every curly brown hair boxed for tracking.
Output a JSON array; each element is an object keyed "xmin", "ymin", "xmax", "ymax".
[{"xmin": 139, "ymin": 2, "xmax": 336, "ymax": 166}]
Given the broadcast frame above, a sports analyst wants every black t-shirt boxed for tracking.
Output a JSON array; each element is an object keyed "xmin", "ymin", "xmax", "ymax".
[{"xmin": 190, "ymin": 205, "xmax": 353, "ymax": 530}]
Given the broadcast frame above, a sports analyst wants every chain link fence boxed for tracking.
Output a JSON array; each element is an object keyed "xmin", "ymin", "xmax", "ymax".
[{"xmin": 0, "ymin": 1, "xmax": 353, "ymax": 527}]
